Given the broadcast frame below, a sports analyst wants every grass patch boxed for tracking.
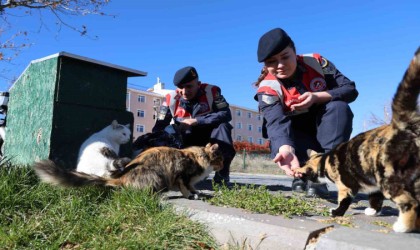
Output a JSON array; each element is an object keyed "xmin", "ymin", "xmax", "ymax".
[
  {"xmin": 372, "ymin": 220, "xmax": 392, "ymax": 228},
  {"xmin": 0, "ymin": 162, "xmax": 217, "ymax": 249},
  {"xmin": 209, "ymin": 183, "xmax": 329, "ymax": 218},
  {"xmin": 230, "ymin": 154, "xmax": 281, "ymax": 175}
]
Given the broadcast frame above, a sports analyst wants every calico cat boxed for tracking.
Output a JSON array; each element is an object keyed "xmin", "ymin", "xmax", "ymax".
[
  {"xmin": 76, "ymin": 120, "xmax": 131, "ymax": 177},
  {"xmin": 34, "ymin": 143, "xmax": 223, "ymax": 199},
  {"xmin": 295, "ymin": 47, "xmax": 420, "ymax": 233}
]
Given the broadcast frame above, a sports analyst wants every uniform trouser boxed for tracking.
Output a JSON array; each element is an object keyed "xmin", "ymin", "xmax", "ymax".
[
  {"xmin": 290, "ymin": 101, "xmax": 354, "ymax": 164},
  {"xmin": 183, "ymin": 122, "xmax": 236, "ymax": 178}
]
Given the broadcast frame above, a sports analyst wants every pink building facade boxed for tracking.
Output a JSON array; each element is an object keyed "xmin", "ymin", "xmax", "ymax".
[{"xmin": 126, "ymin": 79, "xmax": 267, "ymax": 145}]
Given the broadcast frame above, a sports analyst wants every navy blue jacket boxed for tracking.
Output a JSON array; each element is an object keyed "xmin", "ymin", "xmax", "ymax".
[
  {"xmin": 255, "ymin": 59, "xmax": 358, "ymax": 152},
  {"xmin": 153, "ymin": 87, "xmax": 232, "ymax": 132}
]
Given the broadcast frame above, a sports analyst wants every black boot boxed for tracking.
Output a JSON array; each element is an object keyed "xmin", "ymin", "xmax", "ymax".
[
  {"xmin": 291, "ymin": 178, "xmax": 307, "ymax": 193},
  {"xmin": 213, "ymin": 171, "xmax": 230, "ymax": 185},
  {"xmin": 306, "ymin": 180, "xmax": 329, "ymax": 198},
  {"xmin": 213, "ymin": 147, "xmax": 234, "ymax": 185}
]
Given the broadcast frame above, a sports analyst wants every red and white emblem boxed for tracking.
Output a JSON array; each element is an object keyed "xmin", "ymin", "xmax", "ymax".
[{"xmin": 309, "ymin": 77, "xmax": 327, "ymax": 91}]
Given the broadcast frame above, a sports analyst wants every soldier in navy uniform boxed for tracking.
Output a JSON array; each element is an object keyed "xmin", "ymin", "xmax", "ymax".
[
  {"xmin": 153, "ymin": 66, "xmax": 235, "ymax": 184},
  {"xmin": 254, "ymin": 28, "xmax": 358, "ymax": 197}
]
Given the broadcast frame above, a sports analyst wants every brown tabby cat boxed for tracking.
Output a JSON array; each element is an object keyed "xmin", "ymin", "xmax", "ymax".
[
  {"xmin": 34, "ymin": 143, "xmax": 223, "ymax": 199},
  {"xmin": 295, "ymin": 47, "xmax": 420, "ymax": 233}
]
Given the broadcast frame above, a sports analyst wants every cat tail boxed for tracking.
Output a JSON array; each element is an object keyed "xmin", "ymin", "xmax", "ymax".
[
  {"xmin": 34, "ymin": 160, "xmax": 123, "ymax": 188},
  {"xmin": 391, "ymin": 47, "xmax": 420, "ymax": 125}
]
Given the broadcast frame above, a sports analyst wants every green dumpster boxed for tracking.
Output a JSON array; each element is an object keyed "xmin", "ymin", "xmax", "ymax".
[{"xmin": 4, "ymin": 52, "xmax": 147, "ymax": 168}]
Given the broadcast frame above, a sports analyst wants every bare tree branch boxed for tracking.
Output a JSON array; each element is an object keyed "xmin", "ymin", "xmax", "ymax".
[
  {"xmin": 0, "ymin": 0, "xmax": 112, "ymax": 62},
  {"xmin": 366, "ymin": 103, "xmax": 392, "ymax": 129}
]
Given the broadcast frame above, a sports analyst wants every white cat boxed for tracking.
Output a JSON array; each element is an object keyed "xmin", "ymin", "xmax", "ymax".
[{"xmin": 76, "ymin": 120, "xmax": 132, "ymax": 177}]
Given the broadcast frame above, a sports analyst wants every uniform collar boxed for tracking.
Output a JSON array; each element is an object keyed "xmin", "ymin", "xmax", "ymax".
[
  {"xmin": 180, "ymin": 90, "xmax": 204, "ymax": 105},
  {"xmin": 280, "ymin": 64, "xmax": 303, "ymax": 86}
]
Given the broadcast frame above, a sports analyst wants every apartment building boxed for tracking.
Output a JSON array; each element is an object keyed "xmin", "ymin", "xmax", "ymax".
[
  {"xmin": 126, "ymin": 79, "xmax": 267, "ymax": 145},
  {"xmin": 126, "ymin": 87, "xmax": 164, "ymax": 139},
  {"xmin": 230, "ymin": 104, "xmax": 265, "ymax": 145}
]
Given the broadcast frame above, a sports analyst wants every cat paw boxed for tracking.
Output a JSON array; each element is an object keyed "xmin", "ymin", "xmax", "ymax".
[
  {"xmin": 393, "ymin": 221, "xmax": 412, "ymax": 233},
  {"xmin": 114, "ymin": 157, "xmax": 131, "ymax": 169},
  {"xmin": 330, "ymin": 208, "xmax": 345, "ymax": 217},
  {"xmin": 188, "ymin": 193, "xmax": 199, "ymax": 200},
  {"xmin": 109, "ymin": 169, "xmax": 122, "ymax": 178},
  {"xmin": 364, "ymin": 207, "xmax": 381, "ymax": 216}
]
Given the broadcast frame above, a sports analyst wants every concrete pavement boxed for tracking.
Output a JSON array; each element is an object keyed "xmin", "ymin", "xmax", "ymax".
[{"xmin": 165, "ymin": 172, "xmax": 420, "ymax": 250}]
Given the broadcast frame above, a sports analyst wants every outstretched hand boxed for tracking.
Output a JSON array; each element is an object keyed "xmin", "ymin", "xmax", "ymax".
[{"xmin": 273, "ymin": 149, "xmax": 301, "ymax": 177}]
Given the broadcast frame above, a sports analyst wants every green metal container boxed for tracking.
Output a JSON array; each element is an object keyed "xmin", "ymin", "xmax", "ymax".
[{"xmin": 4, "ymin": 52, "xmax": 147, "ymax": 167}]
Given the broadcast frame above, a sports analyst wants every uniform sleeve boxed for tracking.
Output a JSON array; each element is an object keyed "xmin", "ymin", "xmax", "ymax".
[
  {"xmin": 195, "ymin": 87, "xmax": 232, "ymax": 126},
  {"xmin": 257, "ymin": 93, "xmax": 295, "ymax": 153},
  {"xmin": 322, "ymin": 57, "xmax": 359, "ymax": 103}
]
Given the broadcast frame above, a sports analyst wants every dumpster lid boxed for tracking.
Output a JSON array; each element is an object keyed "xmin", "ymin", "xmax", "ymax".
[{"xmin": 32, "ymin": 51, "xmax": 148, "ymax": 77}]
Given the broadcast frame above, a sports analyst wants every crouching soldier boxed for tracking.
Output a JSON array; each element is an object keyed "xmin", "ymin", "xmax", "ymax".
[{"xmin": 152, "ymin": 66, "xmax": 236, "ymax": 184}]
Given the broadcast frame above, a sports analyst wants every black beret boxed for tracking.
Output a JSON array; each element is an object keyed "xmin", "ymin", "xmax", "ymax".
[
  {"xmin": 257, "ymin": 28, "xmax": 292, "ymax": 62},
  {"xmin": 173, "ymin": 66, "xmax": 198, "ymax": 86}
]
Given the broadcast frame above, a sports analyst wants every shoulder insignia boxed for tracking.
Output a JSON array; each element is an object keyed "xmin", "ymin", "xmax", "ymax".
[
  {"xmin": 321, "ymin": 58, "xmax": 336, "ymax": 75},
  {"xmin": 214, "ymin": 95, "xmax": 228, "ymax": 109},
  {"xmin": 261, "ymin": 95, "xmax": 279, "ymax": 105},
  {"xmin": 321, "ymin": 57, "xmax": 329, "ymax": 68}
]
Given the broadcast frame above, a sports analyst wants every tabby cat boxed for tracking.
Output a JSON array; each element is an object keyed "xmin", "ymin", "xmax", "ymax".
[
  {"xmin": 295, "ymin": 47, "xmax": 420, "ymax": 233},
  {"xmin": 35, "ymin": 143, "xmax": 223, "ymax": 199}
]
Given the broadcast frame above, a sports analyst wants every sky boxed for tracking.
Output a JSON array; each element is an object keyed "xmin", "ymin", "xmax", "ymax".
[{"xmin": 1, "ymin": 0, "xmax": 419, "ymax": 137}]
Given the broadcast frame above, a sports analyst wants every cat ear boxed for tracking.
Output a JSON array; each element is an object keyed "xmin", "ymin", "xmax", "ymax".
[
  {"xmin": 306, "ymin": 149, "xmax": 319, "ymax": 158},
  {"xmin": 111, "ymin": 120, "xmax": 118, "ymax": 129},
  {"xmin": 205, "ymin": 143, "xmax": 212, "ymax": 148},
  {"xmin": 125, "ymin": 123, "xmax": 131, "ymax": 129},
  {"xmin": 210, "ymin": 143, "xmax": 219, "ymax": 152}
]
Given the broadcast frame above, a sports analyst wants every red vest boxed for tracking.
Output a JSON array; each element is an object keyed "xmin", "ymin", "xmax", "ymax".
[
  {"xmin": 163, "ymin": 83, "xmax": 218, "ymax": 120},
  {"xmin": 257, "ymin": 54, "xmax": 327, "ymax": 113}
]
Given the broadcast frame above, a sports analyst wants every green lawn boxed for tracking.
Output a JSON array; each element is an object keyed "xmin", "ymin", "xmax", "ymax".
[
  {"xmin": 0, "ymin": 163, "xmax": 217, "ymax": 249},
  {"xmin": 1, "ymin": 153, "xmax": 328, "ymax": 249}
]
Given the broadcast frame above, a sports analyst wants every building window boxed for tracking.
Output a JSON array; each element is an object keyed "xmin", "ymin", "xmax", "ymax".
[
  {"xmin": 248, "ymin": 124, "xmax": 253, "ymax": 131},
  {"xmin": 248, "ymin": 137, "xmax": 253, "ymax": 144},
  {"xmin": 137, "ymin": 110, "xmax": 145, "ymax": 118},
  {"xmin": 236, "ymin": 135, "xmax": 242, "ymax": 141},
  {"xmin": 258, "ymin": 126, "xmax": 262, "ymax": 133},
  {"xmin": 247, "ymin": 112, "xmax": 252, "ymax": 118},
  {"xmin": 236, "ymin": 122, "xmax": 242, "ymax": 129},
  {"xmin": 153, "ymin": 98, "xmax": 161, "ymax": 107},
  {"xmin": 236, "ymin": 109, "xmax": 241, "ymax": 117},
  {"xmin": 258, "ymin": 138, "xmax": 263, "ymax": 145},
  {"xmin": 138, "ymin": 95, "xmax": 146, "ymax": 103},
  {"xmin": 126, "ymin": 92, "xmax": 130, "ymax": 100},
  {"xmin": 136, "ymin": 124, "xmax": 145, "ymax": 133},
  {"xmin": 257, "ymin": 114, "xmax": 261, "ymax": 121}
]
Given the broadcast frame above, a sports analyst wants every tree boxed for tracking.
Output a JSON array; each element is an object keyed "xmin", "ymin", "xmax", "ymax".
[{"xmin": 0, "ymin": 0, "xmax": 111, "ymax": 62}]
